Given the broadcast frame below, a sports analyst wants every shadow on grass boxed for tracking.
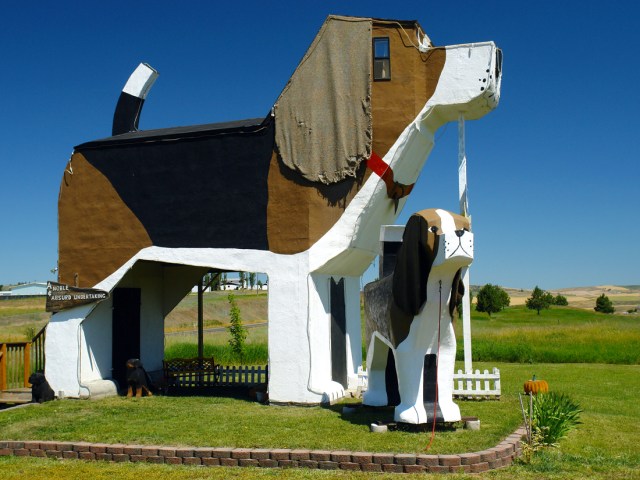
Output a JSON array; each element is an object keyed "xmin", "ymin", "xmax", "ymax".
[
  {"xmin": 323, "ymin": 402, "xmax": 460, "ymax": 433},
  {"xmin": 152, "ymin": 386, "xmax": 259, "ymax": 403}
]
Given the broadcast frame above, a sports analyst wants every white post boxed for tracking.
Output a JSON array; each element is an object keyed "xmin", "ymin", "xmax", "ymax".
[{"xmin": 458, "ymin": 114, "xmax": 473, "ymax": 374}]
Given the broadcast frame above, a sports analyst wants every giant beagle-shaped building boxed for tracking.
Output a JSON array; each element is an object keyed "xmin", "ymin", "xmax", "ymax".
[{"xmin": 46, "ymin": 15, "xmax": 501, "ymax": 403}]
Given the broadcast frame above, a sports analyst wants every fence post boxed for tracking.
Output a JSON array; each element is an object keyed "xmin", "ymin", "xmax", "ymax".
[
  {"xmin": 24, "ymin": 342, "xmax": 32, "ymax": 387},
  {"xmin": 0, "ymin": 344, "xmax": 6, "ymax": 391}
]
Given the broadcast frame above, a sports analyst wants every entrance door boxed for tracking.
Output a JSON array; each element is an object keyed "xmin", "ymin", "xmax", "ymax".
[
  {"xmin": 330, "ymin": 278, "xmax": 348, "ymax": 388},
  {"xmin": 112, "ymin": 288, "xmax": 141, "ymax": 392}
]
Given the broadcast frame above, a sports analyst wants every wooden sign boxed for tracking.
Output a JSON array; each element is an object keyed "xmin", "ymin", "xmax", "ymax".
[{"xmin": 46, "ymin": 281, "xmax": 109, "ymax": 313}]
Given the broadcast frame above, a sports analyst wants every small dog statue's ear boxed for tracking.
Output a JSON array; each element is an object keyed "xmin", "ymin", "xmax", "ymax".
[
  {"xmin": 392, "ymin": 214, "xmax": 437, "ymax": 316},
  {"xmin": 449, "ymin": 268, "xmax": 465, "ymax": 318}
]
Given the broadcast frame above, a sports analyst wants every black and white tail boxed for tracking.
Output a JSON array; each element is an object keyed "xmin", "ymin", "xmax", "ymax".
[{"xmin": 112, "ymin": 63, "xmax": 158, "ymax": 136}]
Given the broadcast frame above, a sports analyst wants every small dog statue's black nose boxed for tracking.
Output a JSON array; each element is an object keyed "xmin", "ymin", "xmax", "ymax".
[{"xmin": 455, "ymin": 229, "xmax": 466, "ymax": 237}]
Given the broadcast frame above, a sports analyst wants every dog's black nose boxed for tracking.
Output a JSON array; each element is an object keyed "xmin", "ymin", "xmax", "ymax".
[{"xmin": 455, "ymin": 229, "xmax": 466, "ymax": 237}]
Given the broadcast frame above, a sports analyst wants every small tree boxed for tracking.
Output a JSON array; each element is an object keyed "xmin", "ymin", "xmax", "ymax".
[
  {"xmin": 204, "ymin": 272, "xmax": 221, "ymax": 291},
  {"xmin": 249, "ymin": 272, "xmax": 256, "ymax": 291},
  {"xmin": 553, "ymin": 294, "xmax": 568, "ymax": 306},
  {"xmin": 525, "ymin": 286, "xmax": 553, "ymax": 315},
  {"xmin": 227, "ymin": 294, "xmax": 247, "ymax": 362},
  {"xmin": 475, "ymin": 284, "xmax": 510, "ymax": 317},
  {"xmin": 594, "ymin": 294, "xmax": 614, "ymax": 314}
]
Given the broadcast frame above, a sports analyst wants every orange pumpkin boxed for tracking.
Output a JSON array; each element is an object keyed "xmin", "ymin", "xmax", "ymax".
[{"xmin": 524, "ymin": 376, "xmax": 549, "ymax": 395}]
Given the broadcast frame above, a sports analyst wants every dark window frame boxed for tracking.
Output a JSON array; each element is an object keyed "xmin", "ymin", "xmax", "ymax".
[{"xmin": 373, "ymin": 37, "xmax": 391, "ymax": 81}]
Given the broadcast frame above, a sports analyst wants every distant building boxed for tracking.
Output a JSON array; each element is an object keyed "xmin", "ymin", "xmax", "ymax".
[{"xmin": 9, "ymin": 282, "xmax": 48, "ymax": 296}]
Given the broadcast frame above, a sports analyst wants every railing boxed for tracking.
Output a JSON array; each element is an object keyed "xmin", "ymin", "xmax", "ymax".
[
  {"xmin": 217, "ymin": 365, "xmax": 268, "ymax": 387},
  {"xmin": 166, "ymin": 364, "xmax": 268, "ymax": 389},
  {"xmin": 0, "ymin": 342, "xmax": 30, "ymax": 390},
  {"xmin": 31, "ymin": 325, "xmax": 46, "ymax": 373},
  {"xmin": 453, "ymin": 368, "xmax": 501, "ymax": 399},
  {"xmin": 0, "ymin": 325, "xmax": 46, "ymax": 390}
]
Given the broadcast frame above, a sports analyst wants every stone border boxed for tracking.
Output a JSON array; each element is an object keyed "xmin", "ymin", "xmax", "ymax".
[{"xmin": 0, "ymin": 427, "xmax": 525, "ymax": 474}]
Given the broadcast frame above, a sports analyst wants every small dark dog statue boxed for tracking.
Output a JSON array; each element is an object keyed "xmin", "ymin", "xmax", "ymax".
[
  {"xmin": 29, "ymin": 372, "xmax": 55, "ymax": 403},
  {"xmin": 126, "ymin": 358, "xmax": 153, "ymax": 397}
]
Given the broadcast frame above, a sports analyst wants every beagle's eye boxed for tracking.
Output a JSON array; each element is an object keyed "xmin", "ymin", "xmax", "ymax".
[{"xmin": 430, "ymin": 226, "xmax": 439, "ymax": 233}]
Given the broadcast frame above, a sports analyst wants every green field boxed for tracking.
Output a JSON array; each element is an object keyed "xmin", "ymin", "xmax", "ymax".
[
  {"xmin": 164, "ymin": 290, "xmax": 268, "ymax": 333},
  {"xmin": 0, "ymin": 297, "xmax": 48, "ymax": 342},
  {"xmin": 455, "ymin": 305, "xmax": 640, "ymax": 364}
]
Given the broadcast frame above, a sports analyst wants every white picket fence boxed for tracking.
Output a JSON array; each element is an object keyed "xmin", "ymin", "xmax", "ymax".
[
  {"xmin": 453, "ymin": 368, "xmax": 501, "ymax": 399},
  {"xmin": 355, "ymin": 366, "xmax": 501, "ymax": 399}
]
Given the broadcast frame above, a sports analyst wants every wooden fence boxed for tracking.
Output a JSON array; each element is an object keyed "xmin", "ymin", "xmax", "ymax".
[
  {"xmin": 217, "ymin": 365, "xmax": 268, "ymax": 387},
  {"xmin": 168, "ymin": 364, "xmax": 268, "ymax": 389},
  {"xmin": 0, "ymin": 325, "xmax": 46, "ymax": 390}
]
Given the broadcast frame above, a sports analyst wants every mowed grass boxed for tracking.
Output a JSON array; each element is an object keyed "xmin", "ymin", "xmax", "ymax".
[{"xmin": 1, "ymin": 362, "xmax": 638, "ymax": 479}]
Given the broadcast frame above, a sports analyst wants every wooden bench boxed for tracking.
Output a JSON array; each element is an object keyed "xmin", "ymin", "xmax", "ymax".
[{"xmin": 162, "ymin": 357, "xmax": 220, "ymax": 389}]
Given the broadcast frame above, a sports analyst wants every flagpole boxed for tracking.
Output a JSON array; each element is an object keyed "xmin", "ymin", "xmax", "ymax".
[{"xmin": 458, "ymin": 114, "xmax": 473, "ymax": 374}]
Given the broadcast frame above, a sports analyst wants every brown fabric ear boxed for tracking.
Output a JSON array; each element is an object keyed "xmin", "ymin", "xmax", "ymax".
[
  {"xmin": 392, "ymin": 214, "xmax": 438, "ymax": 316},
  {"xmin": 449, "ymin": 268, "xmax": 465, "ymax": 318}
]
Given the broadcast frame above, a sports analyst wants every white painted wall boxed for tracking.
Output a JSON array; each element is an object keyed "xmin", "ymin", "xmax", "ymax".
[
  {"xmin": 45, "ymin": 304, "xmax": 94, "ymax": 398},
  {"xmin": 344, "ymin": 276, "xmax": 363, "ymax": 389},
  {"xmin": 80, "ymin": 299, "xmax": 113, "ymax": 383}
]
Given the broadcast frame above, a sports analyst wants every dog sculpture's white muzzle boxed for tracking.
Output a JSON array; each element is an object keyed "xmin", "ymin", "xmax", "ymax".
[{"xmin": 434, "ymin": 229, "xmax": 474, "ymax": 270}]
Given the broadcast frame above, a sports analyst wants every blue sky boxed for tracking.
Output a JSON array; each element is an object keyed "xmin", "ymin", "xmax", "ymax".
[{"xmin": 1, "ymin": 1, "xmax": 638, "ymax": 290}]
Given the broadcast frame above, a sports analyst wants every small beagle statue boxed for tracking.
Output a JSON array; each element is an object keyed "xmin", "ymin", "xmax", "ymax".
[{"xmin": 363, "ymin": 208, "xmax": 473, "ymax": 424}]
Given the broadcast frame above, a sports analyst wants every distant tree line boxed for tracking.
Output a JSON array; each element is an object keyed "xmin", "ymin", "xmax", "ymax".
[{"xmin": 473, "ymin": 283, "xmax": 616, "ymax": 317}]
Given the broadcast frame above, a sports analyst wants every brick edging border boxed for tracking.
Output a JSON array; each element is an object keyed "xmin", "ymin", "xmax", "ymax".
[{"xmin": 0, "ymin": 427, "xmax": 526, "ymax": 474}]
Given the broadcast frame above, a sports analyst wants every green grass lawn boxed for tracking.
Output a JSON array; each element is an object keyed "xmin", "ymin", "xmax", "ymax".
[
  {"xmin": 3, "ymin": 296, "xmax": 640, "ymax": 478},
  {"xmin": 1, "ymin": 363, "xmax": 639, "ymax": 479}
]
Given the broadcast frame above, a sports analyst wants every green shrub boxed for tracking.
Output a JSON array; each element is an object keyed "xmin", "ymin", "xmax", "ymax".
[
  {"xmin": 227, "ymin": 294, "xmax": 247, "ymax": 361},
  {"xmin": 553, "ymin": 295, "xmax": 568, "ymax": 306},
  {"xmin": 532, "ymin": 392, "xmax": 582, "ymax": 447}
]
